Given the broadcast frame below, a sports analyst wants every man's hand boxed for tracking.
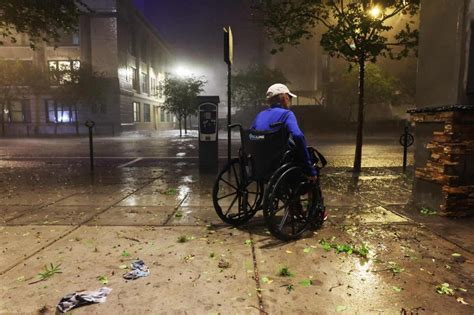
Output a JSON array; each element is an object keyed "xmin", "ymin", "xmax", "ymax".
[{"xmin": 308, "ymin": 175, "xmax": 317, "ymax": 183}]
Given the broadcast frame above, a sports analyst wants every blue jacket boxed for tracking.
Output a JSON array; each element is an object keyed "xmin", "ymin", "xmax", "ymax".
[{"xmin": 251, "ymin": 104, "xmax": 317, "ymax": 176}]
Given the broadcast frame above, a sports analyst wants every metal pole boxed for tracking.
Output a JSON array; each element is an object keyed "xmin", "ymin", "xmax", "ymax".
[
  {"xmin": 402, "ymin": 125, "xmax": 408, "ymax": 173},
  {"xmin": 89, "ymin": 126, "xmax": 94, "ymax": 172},
  {"xmin": 227, "ymin": 62, "xmax": 232, "ymax": 163}
]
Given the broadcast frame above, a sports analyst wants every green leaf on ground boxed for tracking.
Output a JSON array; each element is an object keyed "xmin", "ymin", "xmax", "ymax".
[
  {"xmin": 303, "ymin": 247, "xmax": 312, "ymax": 253},
  {"xmin": 37, "ymin": 263, "xmax": 62, "ymax": 281},
  {"xmin": 299, "ymin": 279, "xmax": 313, "ymax": 287},
  {"xmin": 97, "ymin": 275, "xmax": 108, "ymax": 285},
  {"xmin": 336, "ymin": 305, "xmax": 347, "ymax": 312},
  {"xmin": 278, "ymin": 266, "xmax": 294, "ymax": 277},
  {"xmin": 452, "ymin": 253, "xmax": 462, "ymax": 257},
  {"xmin": 388, "ymin": 262, "xmax": 405, "ymax": 274},
  {"xmin": 121, "ymin": 250, "xmax": 130, "ymax": 257},
  {"xmin": 16, "ymin": 276, "xmax": 25, "ymax": 282},
  {"xmin": 244, "ymin": 239, "xmax": 252, "ymax": 246},
  {"xmin": 319, "ymin": 239, "xmax": 332, "ymax": 251},
  {"xmin": 164, "ymin": 188, "xmax": 177, "ymax": 195},
  {"xmin": 262, "ymin": 276, "xmax": 273, "ymax": 284},
  {"xmin": 174, "ymin": 211, "xmax": 183, "ymax": 218},
  {"xmin": 177, "ymin": 235, "xmax": 194, "ymax": 243},
  {"xmin": 118, "ymin": 265, "xmax": 128, "ymax": 270},
  {"xmin": 436, "ymin": 283, "xmax": 454, "ymax": 295},
  {"xmin": 392, "ymin": 286, "xmax": 403, "ymax": 292},
  {"xmin": 209, "ymin": 252, "xmax": 215, "ymax": 258},
  {"xmin": 420, "ymin": 207, "xmax": 437, "ymax": 215},
  {"xmin": 285, "ymin": 284, "xmax": 294, "ymax": 293}
]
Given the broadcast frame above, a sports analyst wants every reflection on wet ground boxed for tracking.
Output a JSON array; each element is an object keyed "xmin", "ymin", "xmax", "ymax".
[{"xmin": 0, "ymin": 134, "xmax": 472, "ymax": 314}]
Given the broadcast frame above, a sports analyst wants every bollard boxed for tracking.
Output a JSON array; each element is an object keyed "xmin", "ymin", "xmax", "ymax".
[
  {"xmin": 85, "ymin": 120, "xmax": 96, "ymax": 171},
  {"xmin": 399, "ymin": 122, "xmax": 414, "ymax": 172}
]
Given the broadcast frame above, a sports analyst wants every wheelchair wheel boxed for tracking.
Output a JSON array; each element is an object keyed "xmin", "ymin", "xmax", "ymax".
[
  {"xmin": 213, "ymin": 158, "xmax": 263, "ymax": 226},
  {"xmin": 264, "ymin": 166, "xmax": 316, "ymax": 241}
]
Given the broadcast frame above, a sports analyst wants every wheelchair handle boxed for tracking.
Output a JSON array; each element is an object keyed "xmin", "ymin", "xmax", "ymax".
[
  {"xmin": 269, "ymin": 121, "xmax": 284, "ymax": 128},
  {"xmin": 228, "ymin": 123, "xmax": 242, "ymax": 131}
]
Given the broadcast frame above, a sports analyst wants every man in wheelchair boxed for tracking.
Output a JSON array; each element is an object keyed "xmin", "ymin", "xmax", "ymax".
[
  {"xmin": 212, "ymin": 83, "xmax": 326, "ymax": 240},
  {"xmin": 252, "ymin": 84, "xmax": 318, "ymax": 185}
]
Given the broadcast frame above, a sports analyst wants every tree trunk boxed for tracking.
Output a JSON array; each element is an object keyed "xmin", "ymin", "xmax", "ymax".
[
  {"xmin": 184, "ymin": 115, "xmax": 187, "ymax": 134},
  {"xmin": 179, "ymin": 117, "xmax": 182, "ymax": 137},
  {"xmin": 353, "ymin": 57, "xmax": 365, "ymax": 174}
]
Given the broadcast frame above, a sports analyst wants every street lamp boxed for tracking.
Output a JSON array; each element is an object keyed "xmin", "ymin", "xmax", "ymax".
[
  {"xmin": 369, "ymin": 5, "xmax": 382, "ymax": 19},
  {"xmin": 174, "ymin": 65, "xmax": 193, "ymax": 78}
]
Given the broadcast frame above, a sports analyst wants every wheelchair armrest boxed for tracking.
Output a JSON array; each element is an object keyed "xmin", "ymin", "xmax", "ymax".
[{"xmin": 308, "ymin": 146, "xmax": 327, "ymax": 168}]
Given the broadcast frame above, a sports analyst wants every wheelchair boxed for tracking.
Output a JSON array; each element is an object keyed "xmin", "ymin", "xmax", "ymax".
[{"xmin": 212, "ymin": 122, "xmax": 327, "ymax": 241}]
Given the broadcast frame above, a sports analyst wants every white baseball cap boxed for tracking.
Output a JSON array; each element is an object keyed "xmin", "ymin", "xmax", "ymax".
[{"xmin": 266, "ymin": 83, "xmax": 297, "ymax": 99}]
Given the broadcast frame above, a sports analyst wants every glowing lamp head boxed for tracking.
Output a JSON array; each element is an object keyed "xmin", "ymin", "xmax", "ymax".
[{"xmin": 369, "ymin": 6, "xmax": 382, "ymax": 19}]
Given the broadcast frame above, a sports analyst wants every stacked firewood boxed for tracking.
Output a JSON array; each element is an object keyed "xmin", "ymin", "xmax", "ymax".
[{"xmin": 411, "ymin": 109, "xmax": 474, "ymax": 216}]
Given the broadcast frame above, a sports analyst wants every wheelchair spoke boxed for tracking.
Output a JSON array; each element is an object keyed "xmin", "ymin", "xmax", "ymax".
[
  {"xmin": 224, "ymin": 194, "xmax": 239, "ymax": 216},
  {"xmin": 220, "ymin": 177, "xmax": 238, "ymax": 191},
  {"xmin": 217, "ymin": 191, "xmax": 237, "ymax": 200},
  {"xmin": 231, "ymin": 163, "xmax": 240, "ymax": 187},
  {"xmin": 278, "ymin": 208, "xmax": 290, "ymax": 231}
]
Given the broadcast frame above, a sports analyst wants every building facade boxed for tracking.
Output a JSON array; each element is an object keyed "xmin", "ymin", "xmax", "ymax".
[
  {"xmin": 410, "ymin": 0, "xmax": 474, "ymax": 216},
  {"xmin": 0, "ymin": 0, "xmax": 174, "ymax": 136}
]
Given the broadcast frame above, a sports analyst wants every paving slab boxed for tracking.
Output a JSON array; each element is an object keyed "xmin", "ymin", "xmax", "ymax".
[
  {"xmin": 360, "ymin": 189, "xmax": 412, "ymax": 206},
  {"xmin": 328, "ymin": 205, "xmax": 408, "ymax": 225},
  {"xmin": 54, "ymin": 193, "xmax": 128, "ymax": 207},
  {"xmin": 7, "ymin": 206, "xmax": 104, "ymax": 225},
  {"xmin": 252, "ymin": 224, "xmax": 474, "ymax": 314},
  {"xmin": 0, "ymin": 226, "xmax": 260, "ymax": 314},
  {"xmin": 0, "ymin": 226, "xmax": 72, "ymax": 274},
  {"xmin": 168, "ymin": 206, "xmax": 221, "ymax": 226},
  {"xmin": 0, "ymin": 192, "xmax": 74, "ymax": 206},
  {"xmin": 88, "ymin": 206, "xmax": 174, "ymax": 226},
  {"xmin": 0, "ymin": 206, "xmax": 35, "ymax": 223},
  {"xmin": 117, "ymin": 193, "xmax": 184, "ymax": 207}
]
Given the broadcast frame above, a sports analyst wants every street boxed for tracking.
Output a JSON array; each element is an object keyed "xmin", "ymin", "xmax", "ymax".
[{"xmin": 0, "ymin": 132, "xmax": 473, "ymax": 314}]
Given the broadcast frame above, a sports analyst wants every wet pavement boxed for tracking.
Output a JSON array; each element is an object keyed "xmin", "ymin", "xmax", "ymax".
[{"xmin": 0, "ymin": 131, "xmax": 473, "ymax": 314}]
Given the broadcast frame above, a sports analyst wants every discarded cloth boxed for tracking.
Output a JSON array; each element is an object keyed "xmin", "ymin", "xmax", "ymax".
[
  {"xmin": 123, "ymin": 259, "xmax": 150, "ymax": 280},
  {"xmin": 56, "ymin": 287, "xmax": 112, "ymax": 313}
]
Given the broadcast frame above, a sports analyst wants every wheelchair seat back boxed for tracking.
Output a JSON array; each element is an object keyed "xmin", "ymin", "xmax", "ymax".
[{"xmin": 241, "ymin": 127, "xmax": 289, "ymax": 182}]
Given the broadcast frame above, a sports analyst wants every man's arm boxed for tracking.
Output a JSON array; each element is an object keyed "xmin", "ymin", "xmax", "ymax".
[{"xmin": 284, "ymin": 112, "xmax": 317, "ymax": 176}]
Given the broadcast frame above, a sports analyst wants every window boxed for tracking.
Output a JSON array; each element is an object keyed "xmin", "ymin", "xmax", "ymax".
[
  {"xmin": 141, "ymin": 72, "xmax": 148, "ymax": 93},
  {"xmin": 133, "ymin": 102, "xmax": 140, "ymax": 122},
  {"xmin": 48, "ymin": 60, "xmax": 80, "ymax": 84},
  {"xmin": 45, "ymin": 100, "xmax": 77, "ymax": 123},
  {"xmin": 129, "ymin": 34, "xmax": 137, "ymax": 57},
  {"xmin": 143, "ymin": 104, "xmax": 151, "ymax": 122},
  {"xmin": 1, "ymin": 100, "xmax": 27, "ymax": 123},
  {"xmin": 91, "ymin": 103, "xmax": 107, "ymax": 114},
  {"xmin": 166, "ymin": 111, "xmax": 171, "ymax": 122},
  {"xmin": 131, "ymin": 67, "xmax": 138, "ymax": 90},
  {"xmin": 150, "ymin": 77, "xmax": 156, "ymax": 96},
  {"xmin": 159, "ymin": 107, "xmax": 165, "ymax": 122}
]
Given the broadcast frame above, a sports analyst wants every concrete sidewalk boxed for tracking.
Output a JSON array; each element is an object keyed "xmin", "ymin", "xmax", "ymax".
[{"xmin": 0, "ymin": 156, "xmax": 473, "ymax": 313}]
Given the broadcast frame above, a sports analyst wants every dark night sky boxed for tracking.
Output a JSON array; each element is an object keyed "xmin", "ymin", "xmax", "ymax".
[{"xmin": 133, "ymin": 0, "xmax": 264, "ymax": 101}]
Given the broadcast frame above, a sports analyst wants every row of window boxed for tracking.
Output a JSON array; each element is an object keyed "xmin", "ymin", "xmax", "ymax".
[
  {"xmin": 1, "ymin": 100, "xmax": 172, "ymax": 125},
  {"xmin": 132, "ymin": 102, "xmax": 171, "ymax": 123},
  {"xmin": 127, "ymin": 67, "xmax": 161, "ymax": 96}
]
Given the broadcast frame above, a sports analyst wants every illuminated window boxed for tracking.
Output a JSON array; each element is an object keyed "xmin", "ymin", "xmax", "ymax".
[
  {"xmin": 131, "ymin": 67, "xmax": 138, "ymax": 90},
  {"xmin": 48, "ymin": 60, "xmax": 80, "ymax": 84},
  {"xmin": 141, "ymin": 72, "xmax": 148, "ymax": 93},
  {"xmin": 143, "ymin": 104, "xmax": 151, "ymax": 122},
  {"xmin": 45, "ymin": 100, "xmax": 77, "ymax": 123},
  {"xmin": 1, "ymin": 100, "xmax": 27, "ymax": 123},
  {"xmin": 133, "ymin": 102, "xmax": 140, "ymax": 122}
]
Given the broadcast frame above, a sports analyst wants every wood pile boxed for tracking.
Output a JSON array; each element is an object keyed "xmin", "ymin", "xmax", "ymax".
[{"xmin": 411, "ymin": 110, "xmax": 474, "ymax": 216}]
